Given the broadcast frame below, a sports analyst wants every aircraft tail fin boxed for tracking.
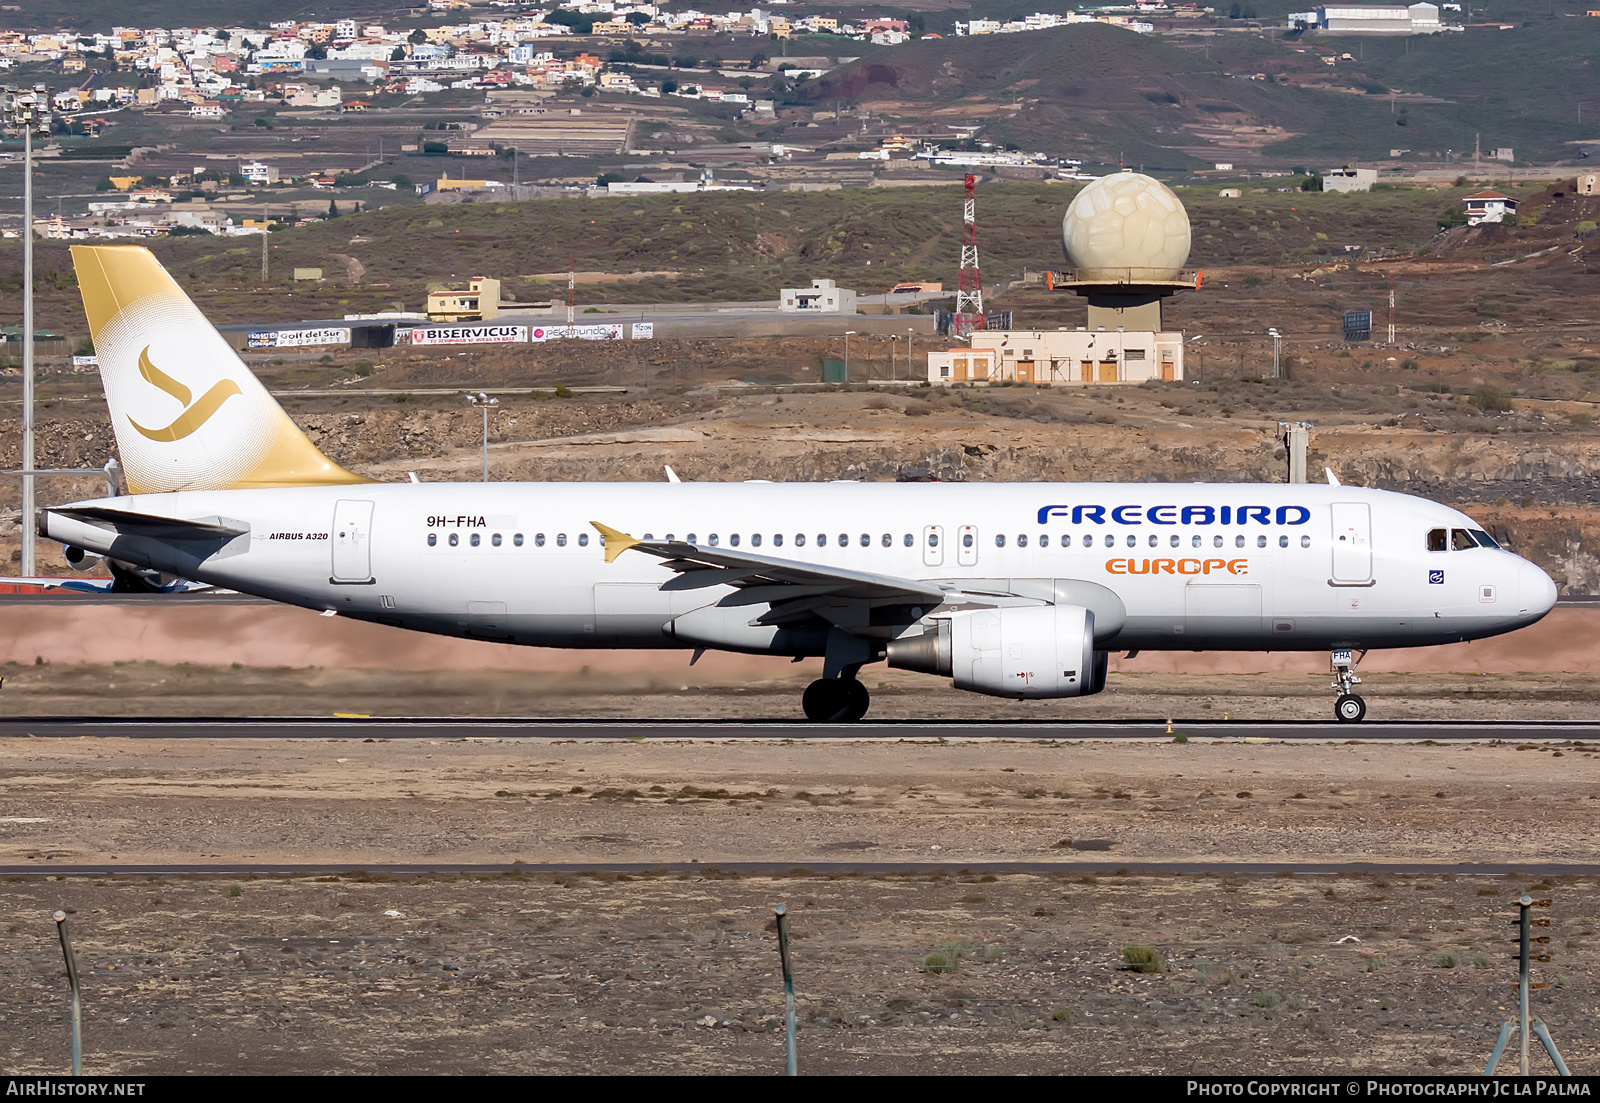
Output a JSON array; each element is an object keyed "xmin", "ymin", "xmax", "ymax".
[{"xmin": 70, "ymin": 245, "xmax": 369, "ymax": 494}]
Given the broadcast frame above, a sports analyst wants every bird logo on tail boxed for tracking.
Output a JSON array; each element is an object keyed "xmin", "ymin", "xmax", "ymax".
[{"xmin": 126, "ymin": 347, "xmax": 243, "ymax": 443}]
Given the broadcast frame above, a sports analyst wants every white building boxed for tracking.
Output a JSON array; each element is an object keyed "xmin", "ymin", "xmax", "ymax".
[
  {"xmin": 1463, "ymin": 190, "xmax": 1516, "ymax": 225},
  {"xmin": 1322, "ymin": 166, "xmax": 1377, "ymax": 193},
  {"xmin": 928, "ymin": 328, "xmax": 1184, "ymax": 385},
  {"xmin": 1315, "ymin": 4, "xmax": 1442, "ymax": 33},
  {"xmin": 780, "ymin": 278, "xmax": 857, "ymax": 314},
  {"xmin": 240, "ymin": 160, "xmax": 279, "ymax": 184}
]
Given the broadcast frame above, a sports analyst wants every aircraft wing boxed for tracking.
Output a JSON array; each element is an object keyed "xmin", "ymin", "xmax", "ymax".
[{"xmin": 590, "ymin": 521, "xmax": 946, "ymax": 606}]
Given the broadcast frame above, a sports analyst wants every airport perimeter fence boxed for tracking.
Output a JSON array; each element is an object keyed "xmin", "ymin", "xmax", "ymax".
[{"xmin": 2, "ymin": 870, "xmax": 1589, "ymax": 1076}]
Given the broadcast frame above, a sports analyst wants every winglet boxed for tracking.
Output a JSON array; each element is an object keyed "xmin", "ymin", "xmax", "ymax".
[
  {"xmin": 1325, "ymin": 467, "xmax": 1341, "ymax": 486},
  {"xmin": 590, "ymin": 521, "xmax": 641, "ymax": 564}
]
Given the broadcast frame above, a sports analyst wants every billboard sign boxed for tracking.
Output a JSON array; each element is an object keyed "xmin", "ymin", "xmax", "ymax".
[
  {"xmin": 529, "ymin": 324, "xmax": 625, "ymax": 342},
  {"xmin": 405, "ymin": 324, "xmax": 529, "ymax": 346},
  {"xmin": 630, "ymin": 322, "xmax": 653, "ymax": 340},
  {"xmin": 1342, "ymin": 310, "xmax": 1372, "ymax": 342},
  {"xmin": 247, "ymin": 327, "xmax": 351, "ymax": 349}
]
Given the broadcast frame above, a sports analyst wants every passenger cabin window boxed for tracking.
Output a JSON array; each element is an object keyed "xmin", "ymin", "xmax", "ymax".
[
  {"xmin": 428, "ymin": 534, "xmax": 437, "ymax": 547},
  {"xmin": 514, "ymin": 534, "xmax": 524, "ymax": 547},
  {"xmin": 1083, "ymin": 534, "xmax": 1094, "ymax": 548},
  {"xmin": 578, "ymin": 533, "xmax": 589, "ymax": 547},
  {"xmin": 1451, "ymin": 528, "xmax": 1477, "ymax": 551},
  {"xmin": 773, "ymin": 534, "xmax": 783, "ymax": 547},
  {"xmin": 556, "ymin": 534, "xmax": 567, "ymax": 547},
  {"xmin": 708, "ymin": 534, "xmax": 720, "ymax": 546},
  {"xmin": 492, "ymin": 533, "xmax": 502, "ymax": 547},
  {"xmin": 686, "ymin": 533, "xmax": 697, "ymax": 544},
  {"xmin": 881, "ymin": 534, "xmax": 891, "ymax": 547},
  {"xmin": 962, "ymin": 532, "xmax": 974, "ymax": 549},
  {"xmin": 729, "ymin": 534, "xmax": 740, "ymax": 547},
  {"xmin": 751, "ymin": 534, "xmax": 761, "ymax": 547},
  {"xmin": 902, "ymin": 534, "xmax": 913, "ymax": 547},
  {"xmin": 1427, "ymin": 528, "xmax": 1448, "ymax": 552},
  {"xmin": 795, "ymin": 534, "xmax": 806, "ymax": 547},
  {"xmin": 1017, "ymin": 534, "xmax": 1028, "ymax": 548},
  {"xmin": 859, "ymin": 534, "xmax": 869, "ymax": 547},
  {"xmin": 449, "ymin": 533, "xmax": 459, "ymax": 547},
  {"xmin": 535, "ymin": 533, "xmax": 546, "ymax": 547},
  {"xmin": 471, "ymin": 533, "xmax": 481, "ymax": 547},
  {"xmin": 995, "ymin": 534, "xmax": 1007, "ymax": 548}
]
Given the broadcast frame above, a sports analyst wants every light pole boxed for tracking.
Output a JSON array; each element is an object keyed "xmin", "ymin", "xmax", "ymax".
[
  {"xmin": 464, "ymin": 392, "xmax": 498, "ymax": 481},
  {"xmin": 1268, "ymin": 327, "xmax": 1281, "ymax": 380},
  {"xmin": 3, "ymin": 85, "xmax": 50, "ymax": 579},
  {"xmin": 843, "ymin": 330, "xmax": 855, "ymax": 383}
]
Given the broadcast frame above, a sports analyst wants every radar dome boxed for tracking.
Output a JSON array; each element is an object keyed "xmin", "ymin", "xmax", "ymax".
[{"xmin": 1061, "ymin": 172, "xmax": 1191, "ymax": 282}]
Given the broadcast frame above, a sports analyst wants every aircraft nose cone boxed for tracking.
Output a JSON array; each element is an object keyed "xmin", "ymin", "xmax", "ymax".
[{"xmin": 1518, "ymin": 561, "xmax": 1558, "ymax": 618}]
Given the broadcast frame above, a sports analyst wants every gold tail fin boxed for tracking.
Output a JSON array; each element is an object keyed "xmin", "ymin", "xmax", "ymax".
[{"xmin": 71, "ymin": 245, "xmax": 369, "ymax": 494}]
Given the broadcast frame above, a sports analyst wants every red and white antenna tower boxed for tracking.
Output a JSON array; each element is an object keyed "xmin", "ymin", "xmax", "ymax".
[{"xmin": 953, "ymin": 173, "xmax": 985, "ymax": 337}]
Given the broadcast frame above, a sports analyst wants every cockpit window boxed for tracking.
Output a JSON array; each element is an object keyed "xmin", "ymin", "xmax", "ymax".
[
  {"xmin": 1451, "ymin": 528, "xmax": 1478, "ymax": 551},
  {"xmin": 1471, "ymin": 529, "xmax": 1500, "ymax": 549},
  {"xmin": 1426, "ymin": 528, "xmax": 1447, "ymax": 552}
]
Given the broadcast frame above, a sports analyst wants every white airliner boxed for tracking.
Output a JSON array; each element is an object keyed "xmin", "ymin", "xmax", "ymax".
[{"xmin": 39, "ymin": 246, "xmax": 1557, "ymax": 722}]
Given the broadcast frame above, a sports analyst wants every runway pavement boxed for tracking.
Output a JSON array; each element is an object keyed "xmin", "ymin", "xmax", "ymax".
[{"xmin": 2, "ymin": 717, "xmax": 1597, "ymax": 740}]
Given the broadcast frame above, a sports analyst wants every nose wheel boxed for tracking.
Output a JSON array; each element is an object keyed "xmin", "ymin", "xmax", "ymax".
[
  {"xmin": 1335, "ymin": 693, "xmax": 1367, "ymax": 723},
  {"xmin": 1330, "ymin": 648, "xmax": 1367, "ymax": 723},
  {"xmin": 803, "ymin": 677, "xmax": 870, "ymax": 723}
]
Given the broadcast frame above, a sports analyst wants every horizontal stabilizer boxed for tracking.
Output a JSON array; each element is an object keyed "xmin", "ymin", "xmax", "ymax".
[{"xmin": 47, "ymin": 506, "xmax": 249, "ymax": 542}]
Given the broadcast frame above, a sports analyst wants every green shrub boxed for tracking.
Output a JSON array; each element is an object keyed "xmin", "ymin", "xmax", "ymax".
[
  {"xmin": 1576, "ymin": 221, "xmax": 1598, "ymax": 237},
  {"xmin": 1470, "ymin": 384, "xmax": 1512, "ymax": 413},
  {"xmin": 1051, "ymin": 1007, "xmax": 1071, "ymax": 1022},
  {"xmin": 1252, "ymin": 990, "xmax": 1281, "ymax": 1009},
  {"xmin": 1122, "ymin": 944, "xmax": 1166, "ymax": 973},
  {"xmin": 1433, "ymin": 951, "xmax": 1460, "ymax": 968}
]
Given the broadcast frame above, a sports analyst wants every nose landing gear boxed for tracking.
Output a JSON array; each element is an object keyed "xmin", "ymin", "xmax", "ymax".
[
  {"xmin": 1331, "ymin": 648, "xmax": 1366, "ymax": 722},
  {"xmin": 802, "ymin": 676, "xmax": 870, "ymax": 723}
]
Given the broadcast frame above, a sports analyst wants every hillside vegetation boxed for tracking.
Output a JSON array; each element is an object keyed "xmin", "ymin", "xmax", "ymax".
[
  {"xmin": 809, "ymin": 6, "xmax": 1600, "ymax": 165},
  {"xmin": 111, "ymin": 181, "xmax": 1483, "ymax": 323}
]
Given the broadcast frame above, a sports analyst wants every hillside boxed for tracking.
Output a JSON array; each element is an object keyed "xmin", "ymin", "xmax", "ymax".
[
  {"xmin": 805, "ymin": 8, "xmax": 1600, "ymax": 166},
  {"xmin": 0, "ymin": 180, "xmax": 1521, "ymax": 330}
]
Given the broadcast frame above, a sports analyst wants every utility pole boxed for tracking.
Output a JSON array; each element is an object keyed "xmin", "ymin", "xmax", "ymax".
[
  {"xmin": 4, "ymin": 85, "xmax": 49, "ymax": 579},
  {"xmin": 1268, "ymin": 327, "xmax": 1281, "ymax": 379},
  {"xmin": 465, "ymin": 392, "xmax": 498, "ymax": 481}
]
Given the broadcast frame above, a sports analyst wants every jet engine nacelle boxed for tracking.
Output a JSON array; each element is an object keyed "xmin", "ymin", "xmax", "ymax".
[{"xmin": 886, "ymin": 605, "xmax": 1104, "ymax": 699}]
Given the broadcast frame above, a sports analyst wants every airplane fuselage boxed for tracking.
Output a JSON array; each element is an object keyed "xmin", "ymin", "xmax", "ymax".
[{"xmin": 47, "ymin": 480, "xmax": 1557, "ymax": 654}]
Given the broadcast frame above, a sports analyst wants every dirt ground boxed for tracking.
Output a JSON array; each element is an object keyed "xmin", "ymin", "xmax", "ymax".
[{"xmin": 1, "ymin": 736, "xmax": 1597, "ymax": 1074}]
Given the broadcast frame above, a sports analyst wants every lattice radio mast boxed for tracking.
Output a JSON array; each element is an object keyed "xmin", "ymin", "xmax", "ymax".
[{"xmin": 953, "ymin": 173, "xmax": 985, "ymax": 337}]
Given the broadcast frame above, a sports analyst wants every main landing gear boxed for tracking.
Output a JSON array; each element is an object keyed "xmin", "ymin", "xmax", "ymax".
[
  {"xmin": 803, "ymin": 675, "xmax": 870, "ymax": 723},
  {"xmin": 1331, "ymin": 648, "xmax": 1366, "ymax": 723}
]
